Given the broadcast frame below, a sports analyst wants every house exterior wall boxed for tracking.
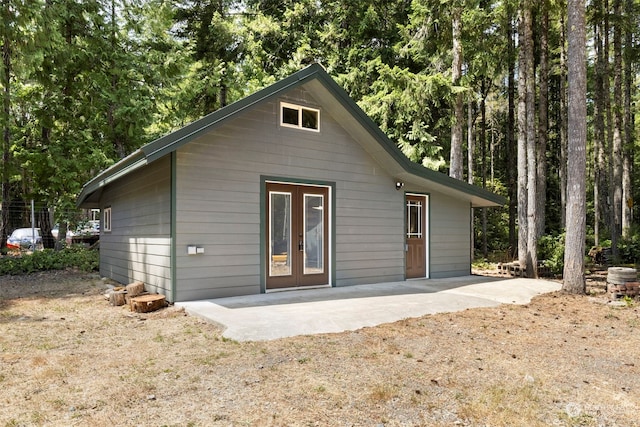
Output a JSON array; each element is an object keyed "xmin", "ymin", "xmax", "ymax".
[
  {"xmin": 99, "ymin": 156, "xmax": 172, "ymax": 296},
  {"xmin": 94, "ymin": 89, "xmax": 474, "ymax": 302},
  {"xmin": 428, "ymin": 191, "xmax": 472, "ymax": 277},
  {"xmin": 173, "ymin": 88, "xmax": 406, "ymax": 301}
]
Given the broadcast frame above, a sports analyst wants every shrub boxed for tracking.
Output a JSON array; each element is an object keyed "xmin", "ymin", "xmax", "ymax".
[
  {"xmin": 618, "ymin": 231, "xmax": 640, "ymax": 265},
  {"xmin": 537, "ymin": 233, "xmax": 565, "ymax": 275},
  {"xmin": 0, "ymin": 246, "xmax": 99, "ymax": 275}
]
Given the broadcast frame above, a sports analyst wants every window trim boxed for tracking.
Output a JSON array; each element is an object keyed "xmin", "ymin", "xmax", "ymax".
[
  {"xmin": 280, "ymin": 102, "xmax": 320, "ymax": 132},
  {"xmin": 103, "ymin": 207, "xmax": 112, "ymax": 232}
]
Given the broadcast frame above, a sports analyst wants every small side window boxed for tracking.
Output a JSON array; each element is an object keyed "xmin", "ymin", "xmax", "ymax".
[
  {"xmin": 103, "ymin": 207, "xmax": 112, "ymax": 232},
  {"xmin": 280, "ymin": 102, "xmax": 320, "ymax": 132}
]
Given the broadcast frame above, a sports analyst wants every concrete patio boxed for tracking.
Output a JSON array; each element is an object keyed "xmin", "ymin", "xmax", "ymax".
[{"xmin": 176, "ymin": 275, "xmax": 562, "ymax": 342}]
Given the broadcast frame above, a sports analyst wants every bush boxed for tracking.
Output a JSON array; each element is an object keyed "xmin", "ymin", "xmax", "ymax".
[
  {"xmin": 538, "ymin": 233, "xmax": 565, "ymax": 275},
  {"xmin": 0, "ymin": 246, "xmax": 99, "ymax": 275},
  {"xmin": 618, "ymin": 231, "xmax": 640, "ymax": 265}
]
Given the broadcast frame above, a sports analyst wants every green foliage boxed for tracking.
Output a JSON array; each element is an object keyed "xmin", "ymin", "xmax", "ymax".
[
  {"xmin": 618, "ymin": 231, "xmax": 640, "ymax": 265},
  {"xmin": 0, "ymin": 247, "xmax": 99, "ymax": 275},
  {"xmin": 537, "ymin": 233, "xmax": 565, "ymax": 275}
]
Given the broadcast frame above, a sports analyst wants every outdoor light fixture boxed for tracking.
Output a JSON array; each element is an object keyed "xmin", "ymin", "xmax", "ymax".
[{"xmin": 395, "ymin": 181, "xmax": 404, "ymax": 190}]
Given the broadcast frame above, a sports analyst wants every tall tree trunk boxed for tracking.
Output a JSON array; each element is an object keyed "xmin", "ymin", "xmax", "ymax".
[
  {"xmin": 1, "ymin": 7, "xmax": 11, "ymax": 251},
  {"xmin": 480, "ymin": 80, "xmax": 488, "ymax": 259},
  {"xmin": 611, "ymin": 0, "xmax": 623, "ymax": 248},
  {"xmin": 524, "ymin": 3, "xmax": 537, "ymax": 278},
  {"xmin": 536, "ymin": 2, "xmax": 549, "ymax": 240},
  {"xmin": 559, "ymin": 13, "xmax": 568, "ymax": 230},
  {"xmin": 468, "ymin": 99, "xmax": 475, "ymax": 186},
  {"xmin": 563, "ymin": 0, "xmax": 587, "ymax": 294},
  {"xmin": 517, "ymin": 7, "xmax": 528, "ymax": 270},
  {"xmin": 507, "ymin": 12, "xmax": 517, "ymax": 259},
  {"xmin": 449, "ymin": 6, "xmax": 464, "ymax": 180},
  {"xmin": 605, "ymin": 0, "xmax": 618, "ymax": 257},
  {"xmin": 468, "ymin": 99, "xmax": 475, "ymax": 261},
  {"xmin": 109, "ymin": 0, "xmax": 125, "ymax": 159},
  {"xmin": 621, "ymin": 0, "xmax": 633, "ymax": 236},
  {"xmin": 38, "ymin": 207, "xmax": 55, "ymax": 249},
  {"xmin": 593, "ymin": 4, "xmax": 606, "ymax": 247}
]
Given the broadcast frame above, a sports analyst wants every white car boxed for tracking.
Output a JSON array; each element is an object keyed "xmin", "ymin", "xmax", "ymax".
[{"xmin": 7, "ymin": 228, "xmax": 43, "ymax": 251}]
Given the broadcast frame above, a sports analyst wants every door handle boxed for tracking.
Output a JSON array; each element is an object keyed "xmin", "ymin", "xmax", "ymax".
[{"xmin": 299, "ymin": 240, "xmax": 304, "ymax": 251}]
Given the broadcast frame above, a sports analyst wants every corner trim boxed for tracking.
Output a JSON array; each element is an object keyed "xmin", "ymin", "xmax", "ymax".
[{"xmin": 170, "ymin": 152, "xmax": 178, "ymax": 303}]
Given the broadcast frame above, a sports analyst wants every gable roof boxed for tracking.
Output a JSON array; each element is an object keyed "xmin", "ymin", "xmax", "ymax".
[{"xmin": 77, "ymin": 64, "xmax": 505, "ymax": 208}]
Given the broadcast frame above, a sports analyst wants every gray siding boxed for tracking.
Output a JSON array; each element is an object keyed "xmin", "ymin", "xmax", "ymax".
[
  {"xmin": 429, "ymin": 191, "xmax": 472, "ymax": 278},
  {"xmin": 174, "ymin": 88, "xmax": 405, "ymax": 301},
  {"xmin": 99, "ymin": 156, "xmax": 172, "ymax": 296}
]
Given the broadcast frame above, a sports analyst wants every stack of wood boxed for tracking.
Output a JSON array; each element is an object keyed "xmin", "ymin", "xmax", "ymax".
[
  {"xmin": 607, "ymin": 267, "xmax": 639, "ymax": 299},
  {"xmin": 106, "ymin": 281, "xmax": 167, "ymax": 312}
]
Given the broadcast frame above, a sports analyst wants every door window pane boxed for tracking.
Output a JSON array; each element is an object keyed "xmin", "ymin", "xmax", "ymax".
[
  {"xmin": 407, "ymin": 200, "xmax": 422, "ymax": 238},
  {"xmin": 304, "ymin": 194, "xmax": 324, "ymax": 274},
  {"xmin": 270, "ymin": 192, "xmax": 291, "ymax": 276}
]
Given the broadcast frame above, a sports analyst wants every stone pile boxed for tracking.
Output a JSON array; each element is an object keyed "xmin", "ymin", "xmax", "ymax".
[{"xmin": 607, "ymin": 267, "xmax": 639, "ymax": 299}]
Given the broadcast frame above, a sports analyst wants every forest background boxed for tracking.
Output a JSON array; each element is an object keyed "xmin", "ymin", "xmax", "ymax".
[{"xmin": 0, "ymin": 0, "xmax": 638, "ymax": 276}]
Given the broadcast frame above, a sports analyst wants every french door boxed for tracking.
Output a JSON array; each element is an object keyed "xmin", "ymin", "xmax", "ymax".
[{"xmin": 266, "ymin": 183, "xmax": 329, "ymax": 289}]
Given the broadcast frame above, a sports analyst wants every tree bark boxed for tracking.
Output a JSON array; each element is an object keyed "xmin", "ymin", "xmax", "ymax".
[
  {"xmin": 524, "ymin": 3, "xmax": 537, "ymax": 278},
  {"xmin": 517, "ymin": 8, "xmax": 528, "ymax": 269},
  {"xmin": 593, "ymin": 4, "xmax": 606, "ymax": 247},
  {"xmin": 1, "ymin": 5, "xmax": 11, "ymax": 251},
  {"xmin": 507, "ymin": 12, "xmax": 517, "ymax": 259},
  {"xmin": 37, "ymin": 207, "xmax": 55, "ymax": 249},
  {"xmin": 621, "ymin": 0, "xmax": 633, "ymax": 237},
  {"xmin": 563, "ymin": 0, "xmax": 587, "ymax": 294},
  {"xmin": 536, "ymin": 2, "xmax": 549, "ymax": 240},
  {"xmin": 559, "ymin": 13, "xmax": 568, "ymax": 230},
  {"xmin": 449, "ymin": 6, "xmax": 464, "ymax": 181},
  {"xmin": 480, "ymin": 81, "xmax": 488, "ymax": 259},
  {"xmin": 612, "ymin": 0, "xmax": 623, "ymax": 245},
  {"xmin": 605, "ymin": 0, "xmax": 619, "ymax": 257},
  {"xmin": 468, "ymin": 99, "xmax": 475, "ymax": 261}
]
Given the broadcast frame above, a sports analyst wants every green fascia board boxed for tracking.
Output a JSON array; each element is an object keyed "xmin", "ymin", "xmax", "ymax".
[
  {"xmin": 77, "ymin": 63, "xmax": 505, "ymax": 208},
  {"xmin": 76, "ymin": 150, "xmax": 147, "ymax": 207}
]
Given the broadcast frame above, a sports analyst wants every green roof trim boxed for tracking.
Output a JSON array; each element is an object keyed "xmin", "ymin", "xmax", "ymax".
[{"xmin": 77, "ymin": 63, "xmax": 505, "ymax": 207}]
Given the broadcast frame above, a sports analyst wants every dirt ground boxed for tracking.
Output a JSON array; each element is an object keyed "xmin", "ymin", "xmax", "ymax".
[{"xmin": 0, "ymin": 269, "xmax": 638, "ymax": 426}]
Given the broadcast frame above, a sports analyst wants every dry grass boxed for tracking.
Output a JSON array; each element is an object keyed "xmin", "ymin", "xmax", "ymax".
[{"xmin": 1, "ymin": 270, "xmax": 639, "ymax": 426}]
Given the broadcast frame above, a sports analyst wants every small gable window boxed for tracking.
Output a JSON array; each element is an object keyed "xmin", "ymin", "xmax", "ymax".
[{"xmin": 281, "ymin": 102, "xmax": 320, "ymax": 132}]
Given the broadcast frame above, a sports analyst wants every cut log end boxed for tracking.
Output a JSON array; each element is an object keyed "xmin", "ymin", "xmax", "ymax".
[{"xmin": 130, "ymin": 294, "xmax": 166, "ymax": 313}]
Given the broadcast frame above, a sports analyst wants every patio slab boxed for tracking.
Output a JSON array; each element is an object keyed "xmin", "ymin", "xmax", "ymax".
[{"xmin": 176, "ymin": 275, "xmax": 562, "ymax": 342}]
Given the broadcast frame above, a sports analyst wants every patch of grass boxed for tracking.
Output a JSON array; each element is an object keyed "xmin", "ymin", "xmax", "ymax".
[
  {"xmin": 220, "ymin": 336, "xmax": 239, "ymax": 344},
  {"xmin": 369, "ymin": 384, "xmax": 397, "ymax": 402},
  {"xmin": 458, "ymin": 383, "xmax": 542, "ymax": 425},
  {"xmin": 197, "ymin": 352, "xmax": 230, "ymax": 366}
]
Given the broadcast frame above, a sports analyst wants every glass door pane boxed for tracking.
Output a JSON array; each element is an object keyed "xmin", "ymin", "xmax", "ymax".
[
  {"xmin": 269, "ymin": 192, "xmax": 291, "ymax": 276},
  {"xmin": 304, "ymin": 194, "xmax": 324, "ymax": 274},
  {"xmin": 406, "ymin": 200, "xmax": 422, "ymax": 238}
]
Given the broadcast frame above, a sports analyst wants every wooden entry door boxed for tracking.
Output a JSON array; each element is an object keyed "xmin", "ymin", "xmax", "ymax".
[
  {"xmin": 266, "ymin": 183, "xmax": 329, "ymax": 289},
  {"xmin": 406, "ymin": 194, "xmax": 427, "ymax": 279}
]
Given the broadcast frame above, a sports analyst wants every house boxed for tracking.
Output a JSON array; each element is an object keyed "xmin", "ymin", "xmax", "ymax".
[{"xmin": 77, "ymin": 64, "xmax": 504, "ymax": 303}]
